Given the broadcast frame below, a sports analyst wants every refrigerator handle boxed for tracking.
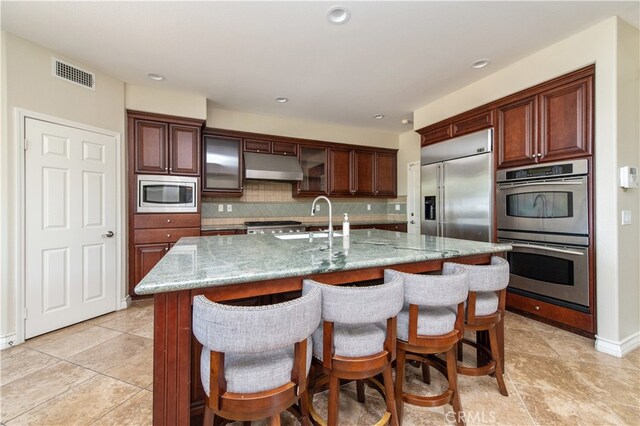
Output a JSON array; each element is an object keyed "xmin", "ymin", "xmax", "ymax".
[{"xmin": 440, "ymin": 164, "xmax": 445, "ymax": 237}]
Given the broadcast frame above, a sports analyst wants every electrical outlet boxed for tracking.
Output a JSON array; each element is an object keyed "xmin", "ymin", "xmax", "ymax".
[
  {"xmin": 395, "ymin": 204, "xmax": 400, "ymax": 211},
  {"xmin": 315, "ymin": 204, "xmax": 320, "ymax": 212},
  {"xmin": 218, "ymin": 204, "xmax": 224, "ymax": 212},
  {"xmin": 227, "ymin": 204, "xmax": 232, "ymax": 212},
  {"xmin": 367, "ymin": 204, "xmax": 371, "ymax": 211},
  {"xmin": 622, "ymin": 210, "xmax": 632, "ymax": 225}
]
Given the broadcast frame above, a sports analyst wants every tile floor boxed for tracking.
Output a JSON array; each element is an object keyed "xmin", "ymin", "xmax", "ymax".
[{"xmin": 1, "ymin": 300, "xmax": 639, "ymax": 425}]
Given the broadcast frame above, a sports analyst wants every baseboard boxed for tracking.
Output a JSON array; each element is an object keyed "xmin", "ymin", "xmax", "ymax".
[
  {"xmin": 0, "ymin": 333, "xmax": 18, "ymax": 351},
  {"xmin": 595, "ymin": 332, "xmax": 640, "ymax": 357},
  {"xmin": 119, "ymin": 295, "xmax": 131, "ymax": 310}
]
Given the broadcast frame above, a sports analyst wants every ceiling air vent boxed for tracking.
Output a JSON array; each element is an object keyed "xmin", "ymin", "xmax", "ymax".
[{"xmin": 51, "ymin": 58, "xmax": 95, "ymax": 90}]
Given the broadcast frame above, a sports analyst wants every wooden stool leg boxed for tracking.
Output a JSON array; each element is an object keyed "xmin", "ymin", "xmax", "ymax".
[
  {"xmin": 446, "ymin": 347, "xmax": 465, "ymax": 426},
  {"xmin": 300, "ymin": 389, "xmax": 311, "ymax": 425},
  {"xmin": 328, "ymin": 375, "xmax": 340, "ymax": 426},
  {"xmin": 268, "ymin": 415, "xmax": 281, "ymax": 426},
  {"xmin": 421, "ymin": 362, "xmax": 431, "ymax": 385},
  {"xmin": 383, "ymin": 366, "xmax": 399, "ymax": 426},
  {"xmin": 395, "ymin": 349, "xmax": 406, "ymax": 426},
  {"xmin": 356, "ymin": 380, "xmax": 366, "ymax": 403},
  {"xmin": 203, "ymin": 404, "xmax": 214, "ymax": 426},
  {"xmin": 488, "ymin": 325, "xmax": 508, "ymax": 396}
]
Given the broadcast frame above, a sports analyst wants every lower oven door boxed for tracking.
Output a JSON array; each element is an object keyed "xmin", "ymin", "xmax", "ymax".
[{"xmin": 499, "ymin": 239, "xmax": 589, "ymax": 309}]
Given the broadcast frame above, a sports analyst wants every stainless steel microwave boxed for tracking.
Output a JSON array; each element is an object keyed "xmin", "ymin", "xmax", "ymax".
[{"xmin": 137, "ymin": 175, "xmax": 198, "ymax": 213}]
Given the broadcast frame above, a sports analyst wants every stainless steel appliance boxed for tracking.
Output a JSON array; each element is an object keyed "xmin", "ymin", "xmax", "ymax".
[
  {"xmin": 137, "ymin": 175, "xmax": 198, "ymax": 213},
  {"xmin": 421, "ymin": 129, "xmax": 493, "ymax": 242},
  {"xmin": 244, "ymin": 152, "xmax": 304, "ymax": 182},
  {"xmin": 245, "ymin": 220, "xmax": 306, "ymax": 235},
  {"xmin": 496, "ymin": 159, "xmax": 590, "ymax": 310}
]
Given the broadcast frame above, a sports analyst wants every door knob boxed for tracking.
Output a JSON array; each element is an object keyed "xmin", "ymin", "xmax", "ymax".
[{"xmin": 102, "ymin": 231, "xmax": 114, "ymax": 238}]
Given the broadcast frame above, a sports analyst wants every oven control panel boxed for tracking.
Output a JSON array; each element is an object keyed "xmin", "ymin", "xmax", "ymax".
[{"xmin": 497, "ymin": 158, "xmax": 588, "ymax": 183}]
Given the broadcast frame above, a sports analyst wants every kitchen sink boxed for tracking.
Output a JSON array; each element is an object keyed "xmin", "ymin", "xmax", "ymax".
[{"xmin": 275, "ymin": 232, "xmax": 343, "ymax": 240}]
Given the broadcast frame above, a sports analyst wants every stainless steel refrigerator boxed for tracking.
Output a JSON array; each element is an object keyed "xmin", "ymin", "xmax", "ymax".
[{"xmin": 421, "ymin": 129, "xmax": 493, "ymax": 242}]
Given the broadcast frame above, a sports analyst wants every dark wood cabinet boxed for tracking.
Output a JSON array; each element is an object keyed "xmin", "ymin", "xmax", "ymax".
[
  {"xmin": 328, "ymin": 148, "xmax": 353, "ymax": 196},
  {"xmin": 353, "ymin": 151, "xmax": 375, "ymax": 196},
  {"xmin": 244, "ymin": 139, "xmax": 297, "ymax": 156},
  {"xmin": 374, "ymin": 152, "xmax": 397, "ymax": 197},
  {"xmin": 496, "ymin": 95, "xmax": 537, "ymax": 168},
  {"xmin": 129, "ymin": 112, "xmax": 202, "ymax": 176},
  {"xmin": 202, "ymin": 134, "xmax": 243, "ymax": 195},
  {"xmin": 128, "ymin": 213, "xmax": 200, "ymax": 296},
  {"xmin": 201, "ymin": 229, "xmax": 246, "ymax": 236},
  {"xmin": 496, "ymin": 70, "xmax": 593, "ymax": 169},
  {"xmin": 452, "ymin": 110, "xmax": 494, "ymax": 138},
  {"xmin": 419, "ymin": 109, "xmax": 493, "ymax": 146},
  {"xmin": 538, "ymin": 75, "xmax": 593, "ymax": 162}
]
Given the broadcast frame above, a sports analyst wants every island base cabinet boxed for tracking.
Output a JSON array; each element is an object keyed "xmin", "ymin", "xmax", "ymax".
[{"xmin": 134, "ymin": 244, "xmax": 169, "ymax": 285}]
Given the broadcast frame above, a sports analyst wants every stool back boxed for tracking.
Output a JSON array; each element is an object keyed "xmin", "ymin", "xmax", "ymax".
[
  {"xmin": 443, "ymin": 256, "xmax": 509, "ymax": 292},
  {"xmin": 193, "ymin": 287, "xmax": 321, "ymax": 354},
  {"xmin": 385, "ymin": 267, "xmax": 468, "ymax": 308}
]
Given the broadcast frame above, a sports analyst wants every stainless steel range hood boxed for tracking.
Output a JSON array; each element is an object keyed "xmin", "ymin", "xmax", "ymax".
[{"xmin": 244, "ymin": 152, "xmax": 304, "ymax": 182}]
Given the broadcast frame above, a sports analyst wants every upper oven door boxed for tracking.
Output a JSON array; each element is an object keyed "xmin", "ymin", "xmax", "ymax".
[{"xmin": 497, "ymin": 176, "xmax": 588, "ymax": 236}]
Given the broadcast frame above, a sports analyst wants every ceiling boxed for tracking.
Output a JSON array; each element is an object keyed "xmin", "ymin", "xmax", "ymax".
[{"xmin": 2, "ymin": 1, "xmax": 638, "ymax": 133}]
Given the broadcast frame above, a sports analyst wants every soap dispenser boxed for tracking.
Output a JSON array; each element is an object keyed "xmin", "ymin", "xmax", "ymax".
[{"xmin": 342, "ymin": 213, "xmax": 350, "ymax": 237}]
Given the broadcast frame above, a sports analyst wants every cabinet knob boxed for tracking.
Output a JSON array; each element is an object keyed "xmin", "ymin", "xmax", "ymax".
[
  {"xmin": 169, "ymin": 167, "xmax": 173, "ymax": 171},
  {"xmin": 164, "ymin": 247, "xmax": 169, "ymax": 251},
  {"xmin": 167, "ymin": 219, "xmax": 171, "ymax": 223},
  {"xmin": 536, "ymin": 153, "xmax": 542, "ymax": 158},
  {"xmin": 167, "ymin": 234, "xmax": 171, "ymax": 238},
  {"xmin": 534, "ymin": 306, "xmax": 540, "ymax": 311}
]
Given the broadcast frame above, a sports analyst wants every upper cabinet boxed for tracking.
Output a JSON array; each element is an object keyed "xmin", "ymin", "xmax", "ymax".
[
  {"xmin": 326, "ymin": 148, "xmax": 397, "ymax": 197},
  {"xmin": 328, "ymin": 148, "xmax": 353, "ymax": 196},
  {"xmin": 374, "ymin": 152, "xmax": 397, "ymax": 197},
  {"xmin": 352, "ymin": 150, "xmax": 376, "ymax": 196},
  {"xmin": 496, "ymin": 71, "xmax": 593, "ymax": 168},
  {"xmin": 244, "ymin": 139, "xmax": 297, "ymax": 156},
  {"xmin": 297, "ymin": 145, "xmax": 328, "ymax": 196},
  {"xmin": 202, "ymin": 133, "xmax": 243, "ymax": 195},
  {"xmin": 129, "ymin": 111, "xmax": 203, "ymax": 176},
  {"xmin": 417, "ymin": 65, "xmax": 594, "ymax": 170}
]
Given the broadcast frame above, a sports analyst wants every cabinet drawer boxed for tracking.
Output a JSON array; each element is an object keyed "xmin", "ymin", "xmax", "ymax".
[
  {"xmin": 272, "ymin": 142, "xmax": 297, "ymax": 156},
  {"xmin": 134, "ymin": 214, "xmax": 201, "ymax": 229},
  {"xmin": 134, "ymin": 227, "xmax": 200, "ymax": 244}
]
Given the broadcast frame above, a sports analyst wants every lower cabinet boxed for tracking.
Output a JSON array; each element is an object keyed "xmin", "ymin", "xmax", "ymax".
[
  {"xmin": 129, "ymin": 213, "xmax": 200, "ymax": 296},
  {"xmin": 306, "ymin": 223, "xmax": 407, "ymax": 233},
  {"xmin": 201, "ymin": 229, "xmax": 246, "ymax": 236}
]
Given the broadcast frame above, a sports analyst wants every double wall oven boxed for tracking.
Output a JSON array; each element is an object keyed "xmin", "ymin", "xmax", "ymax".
[{"xmin": 497, "ymin": 159, "xmax": 590, "ymax": 311}]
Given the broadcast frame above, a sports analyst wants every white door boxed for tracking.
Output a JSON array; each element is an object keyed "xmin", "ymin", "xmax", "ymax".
[
  {"xmin": 25, "ymin": 117, "xmax": 117, "ymax": 338},
  {"xmin": 407, "ymin": 161, "xmax": 421, "ymax": 235}
]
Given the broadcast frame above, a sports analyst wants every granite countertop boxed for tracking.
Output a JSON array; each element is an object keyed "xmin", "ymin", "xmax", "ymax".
[
  {"xmin": 135, "ymin": 229, "xmax": 511, "ymax": 295},
  {"xmin": 200, "ymin": 220, "xmax": 407, "ymax": 232}
]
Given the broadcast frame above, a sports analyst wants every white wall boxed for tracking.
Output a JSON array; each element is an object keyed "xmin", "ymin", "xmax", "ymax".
[
  {"xmin": 1, "ymin": 33, "xmax": 126, "ymax": 343},
  {"xmin": 414, "ymin": 17, "xmax": 640, "ymax": 353},
  {"xmin": 125, "ymin": 84, "xmax": 207, "ymax": 120},
  {"xmin": 208, "ymin": 106, "xmax": 398, "ymax": 149},
  {"xmin": 397, "ymin": 130, "xmax": 421, "ymax": 196}
]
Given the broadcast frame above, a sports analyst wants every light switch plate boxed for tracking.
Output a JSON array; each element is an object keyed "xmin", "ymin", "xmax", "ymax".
[
  {"xmin": 622, "ymin": 210, "xmax": 632, "ymax": 225},
  {"xmin": 227, "ymin": 204, "xmax": 232, "ymax": 212},
  {"xmin": 218, "ymin": 204, "xmax": 224, "ymax": 212},
  {"xmin": 367, "ymin": 204, "xmax": 371, "ymax": 211},
  {"xmin": 395, "ymin": 204, "xmax": 400, "ymax": 211}
]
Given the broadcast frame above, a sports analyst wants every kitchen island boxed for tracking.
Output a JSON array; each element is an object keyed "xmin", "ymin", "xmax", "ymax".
[{"xmin": 136, "ymin": 229, "xmax": 511, "ymax": 426}]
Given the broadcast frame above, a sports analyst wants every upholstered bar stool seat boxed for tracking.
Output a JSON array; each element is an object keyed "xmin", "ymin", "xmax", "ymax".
[
  {"xmin": 303, "ymin": 275, "xmax": 404, "ymax": 426},
  {"xmin": 386, "ymin": 267, "xmax": 469, "ymax": 426},
  {"xmin": 443, "ymin": 256, "xmax": 510, "ymax": 397},
  {"xmin": 193, "ymin": 288, "xmax": 322, "ymax": 425}
]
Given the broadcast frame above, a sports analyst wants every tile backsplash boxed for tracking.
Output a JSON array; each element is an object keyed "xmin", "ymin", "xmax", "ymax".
[{"xmin": 202, "ymin": 181, "xmax": 406, "ymax": 225}]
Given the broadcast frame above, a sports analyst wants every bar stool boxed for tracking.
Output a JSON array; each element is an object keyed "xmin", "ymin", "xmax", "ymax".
[
  {"xmin": 443, "ymin": 256, "xmax": 509, "ymax": 396},
  {"xmin": 386, "ymin": 267, "xmax": 469, "ymax": 426},
  {"xmin": 302, "ymin": 275, "xmax": 404, "ymax": 426},
  {"xmin": 192, "ymin": 288, "xmax": 322, "ymax": 425}
]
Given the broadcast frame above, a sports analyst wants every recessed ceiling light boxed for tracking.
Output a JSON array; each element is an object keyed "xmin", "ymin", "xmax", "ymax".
[
  {"xmin": 372, "ymin": 114, "xmax": 384, "ymax": 120},
  {"xmin": 471, "ymin": 59, "xmax": 490, "ymax": 69},
  {"xmin": 147, "ymin": 73, "xmax": 165, "ymax": 81},
  {"xmin": 327, "ymin": 6, "xmax": 351, "ymax": 24},
  {"xmin": 275, "ymin": 97, "xmax": 288, "ymax": 103},
  {"xmin": 401, "ymin": 119, "xmax": 413, "ymax": 125}
]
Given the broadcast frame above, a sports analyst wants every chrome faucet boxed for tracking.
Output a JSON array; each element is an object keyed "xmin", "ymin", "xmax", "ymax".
[{"xmin": 311, "ymin": 196, "xmax": 333, "ymax": 243}]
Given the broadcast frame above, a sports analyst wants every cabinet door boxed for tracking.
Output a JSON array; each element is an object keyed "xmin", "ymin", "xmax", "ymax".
[
  {"xmin": 452, "ymin": 110, "xmax": 494, "ymax": 138},
  {"xmin": 538, "ymin": 75, "xmax": 592, "ymax": 162},
  {"xmin": 328, "ymin": 148, "xmax": 353, "ymax": 196},
  {"xmin": 244, "ymin": 139, "xmax": 271, "ymax": 153},
  {"xmin": 272, "ymin": 142, "xmax": 297, "ymax": 156},
  {"xmin": 170, "ymin": 125, "xmax": 200, "ymax": 175},
  {"xmin": 353, "ymin": 151, "xmax": 375, "ymax": 196},
  {"xmin": 202, "ymin": 135, "xmax": 243, "ymax": 194},
  {"xmin": 374, "ymin": 153, "xmax": 397, "ymax": 197},
  {"xmin": 135, "ymin": 120, "xmax": 168, "ymax": 174},
  {"xmin": 496, "ymin": 96, "xmax": 537, "ymax": 169},
  {"xmin": 421, "ymin": 124, "xmax": 452, "ymax": 146},
  {"xmin": 134, "ymin": 243, "xmax": 169, "ymax": 285},
  {"xmin": 296, "ymin": 146, "xmax": 327, "ymax": 196}
]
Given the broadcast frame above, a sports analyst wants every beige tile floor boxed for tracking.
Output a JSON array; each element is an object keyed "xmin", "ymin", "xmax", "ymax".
[{"xmin": 1, "ymin": 300, "xmax": 638, "ymax": 425}]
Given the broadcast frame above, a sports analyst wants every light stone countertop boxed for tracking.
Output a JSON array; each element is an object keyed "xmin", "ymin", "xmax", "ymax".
[{"xmin": 135, "ymin": 229, "xmax": 511, "ymax": 295}]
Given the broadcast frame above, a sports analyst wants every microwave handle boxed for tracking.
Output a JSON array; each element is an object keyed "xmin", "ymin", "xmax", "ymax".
[
  {"xmin": 498, "ymin": 180, "xmax": 584, "ymax": 189},
  {"xmin": 509, "ymin": 243, "xmax": 585, "ymax": 256}
]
